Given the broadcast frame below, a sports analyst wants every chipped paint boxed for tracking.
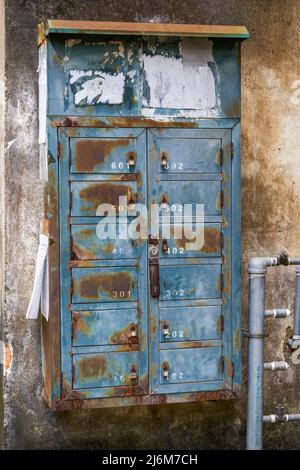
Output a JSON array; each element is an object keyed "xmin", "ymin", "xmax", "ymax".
[
  {"xmin": 4, "ymin": 341, "xmax": 13, "ymax": 376},
  {"xmin": 142, "ymin": 38, "xmax": 216, "ymax": 111},
  {"xmin": 70, "ymin": 69, "xmax": 125, "ymax": 105}
]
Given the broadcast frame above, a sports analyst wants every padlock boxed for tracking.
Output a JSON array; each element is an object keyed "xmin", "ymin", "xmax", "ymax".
[
  {"xmin": 162, "ymin": 239, "xmax": 169, "ymax": 254},
  {"xmin": 128, "ymin": 193, "xmax": 136, "ymax": 210},
  {"xmin": 162, "ymin": 322, "xmax": 170, "ymax": 337},
  {"xmin": 160, "ymin": 152, "xmax": 168, "ymax": 168},
  {"xmin": 162, "ymin": 364, "xmax": 169, "ymax": 379},
  {"xmin": 130, "ymin": 325, "xmax": 137, "ymax": 337},
  {"xmin": 130, "ymin": 364, "xmax": 137, "ymax": 380},
  {"xmin": 160, "ymin": 194, "xmax": 169, "ymax": 211},
  {"xmin": 128, "ymin": 152, "xmax": 136, "ymax": 167}
]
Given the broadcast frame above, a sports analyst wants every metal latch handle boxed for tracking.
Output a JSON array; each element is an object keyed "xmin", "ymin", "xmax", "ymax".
[
  {"xmin": 149, "ymin": 258, "xmax": 160, "ymax": 298},
  {"xmin": 149, "ymin": 235, "xmax": 160, "ymax": 298}
]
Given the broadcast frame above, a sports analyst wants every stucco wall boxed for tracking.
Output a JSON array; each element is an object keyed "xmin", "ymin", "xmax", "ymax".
[
  {"xmin": 0, "ymin": 0, "xmax": 5, "ymax": 451},
  {"xmin": 3, "ymin": 0, "xmax": 300, "ymax": 449}
]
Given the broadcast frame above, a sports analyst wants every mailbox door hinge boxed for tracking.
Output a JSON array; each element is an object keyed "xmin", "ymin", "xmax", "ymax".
[
  {"xmin": 70, "ymin": 236, "xmax": 78, "ymax": 261},
  {"xmin": 219, "ymin": 148, "xmax": 223, "ymax": 166},
  {"xmin": 220, "ymin": 231, "xmax": 224, "ymax": 251},
  {"xmin": 57, "ymin": 141, "xmax": 61, "ymax": 160},
  {"xmin": 220, "ymin": 190, "xmax": 224, "ymax": 209},
  {"xmin": 72, "ymin": 363, "xmax": 75, "ymax": 385},
  {"xmin": 230, "ymin": 142, "xmax": 234, "ymax": 159},
  {"xmin": 60, "ymin": 371, "xmax": 64, "ymax": 398},
  {"xmin": 220, "ymin": 356, "xmax": 225, "ymax": 375},
  {"xmin": 230, "ymin": 361, "xmax": 235, "ymax": 378}
]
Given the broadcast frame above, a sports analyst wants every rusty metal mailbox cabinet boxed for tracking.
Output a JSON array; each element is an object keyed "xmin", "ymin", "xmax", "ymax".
[{"xmin": 38, "ymin": 20, "xmax": 248, "ymax": 410}]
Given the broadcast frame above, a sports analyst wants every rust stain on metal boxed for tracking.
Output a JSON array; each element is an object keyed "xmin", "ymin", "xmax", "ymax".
[
  {"xmin": 224, "ymin": 269, "xmax": 231, "ymax": 296},
  {"xmin": 234, "ymin": 327, "xmax": 241, "ymax": 351},
  {"xmin": 164, "ymin": 340, "xmax": 216, "ymax": 349},
  {"xmin": 216, "ymin": 314, "xmax": 223, "ymax": 336},
  {"xmin": 174, "ymin": 226, "xmax": 220, "ymax": 254},
  {"xmin": 74, "ymin": 139, "xmax": 131, "ymax": 172},
  {"xmin": 121, "ymin": 173, "xmax": 136, "ymax": 181},
  {"xmin": 150, "ymin": 313, "xmax": 157, "ymax": 335},
  {"xmin": 101, "ymin": 240, "xmax": 115, "ymax": 255},
  {"xmin": 136, "ymin": 170, "xmax": 143, "ymax": 188},
  {"xmin": 224, "ymin": 97, "xmax": 239, "ymax": 117},
  {"xmin": 42, "ymin": 163, "xmax": 61, "ymax": 401},
  {"xmin": 225, "ymin": 189, "xmax": 229, "ymax": 209},
  {"xmin": 216, "ymin": 191, "xmax": 222, "ymax": 210},
  {"xmin": 224, "ymin": 357, "xmax": 234, "ymax": 378},
  {"xmin": 203, "ymin": 227, "xmax": 221, "ymax": 253},
  {"xmin": 215, "ymin": 148, "xmax": 222, "ymax": 165},
  {"xmin": 79, "ymin": 182, "xmax": 133, "ymax": 212},
  {"xmin": 51, "ymin": 389, "xmax": 237, "ymax": 411},
  {"xmin": 77, "ymin": 355, "xmax": 107, "ymax": 380},
  {"xmin": 109, "ymin": 323, "xmax": 138, "ymax": 345},
  {"xmin": 52, "ymin": 116, "xmax": 199, "ymax": 129},
  {"xmin": 73, "ymin": 312, "xmax": 93, "ymax": 338},
  {"xmin": 79, "ymin": 271, "xmax": 133, "ymax": 299},
  {"xmin": 54, "ymin": 381, "xmax": 86, "ymax": 410},
  {"xmin": 72, "ymin": 230, "xmax": 97, "ymax": 260}
]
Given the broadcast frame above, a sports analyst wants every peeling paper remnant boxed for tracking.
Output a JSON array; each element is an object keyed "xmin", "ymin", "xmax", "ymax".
[
  {"xmin": 142, "ymin": 38, "xmax": 216, "ymax": 111},
  {"xmin": 70, "ymin": 70, "xmax": 125, "ymax": 106},
  {"xmin": 3, "ymin": 341, "xmax": 13, "ymax": 377}
]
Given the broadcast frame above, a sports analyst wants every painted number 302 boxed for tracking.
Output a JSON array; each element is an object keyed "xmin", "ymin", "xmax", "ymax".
[
  {"xmin": 166, "ymin": 289, "xmax": 185, "ymax": 297},
  {"xmin": 163, "ymin": 162, "xmax": 183, "ymax": 170}
]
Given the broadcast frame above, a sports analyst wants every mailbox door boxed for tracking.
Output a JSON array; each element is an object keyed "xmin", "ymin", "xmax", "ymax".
[
  {"xmin": 59, "ymin": 127, "xmax": 148, "ymax": 398},
  {"xmin": 59, "ymin": 125, "xmax": 234, "ymax": 400},
  {"xmin": 148, "ymin": 128, "xmax": 232, "ymax": 394}
]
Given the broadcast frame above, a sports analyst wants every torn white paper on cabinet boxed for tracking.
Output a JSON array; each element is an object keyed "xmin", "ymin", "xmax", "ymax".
[{"xmin": 26, "ymin": 234, "xmax": 49, "ymax": 320}]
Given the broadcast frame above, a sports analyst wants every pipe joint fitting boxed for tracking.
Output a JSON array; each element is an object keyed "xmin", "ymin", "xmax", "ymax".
[
  {"xmin": 265, "ymin": 308, "xmax": 291, "ymax": 318},
  {"xmin": 288, "ymin": 335, "xmax": 300, "ymax": 350},
  {"xmin": 264, "ymin": 361, "xmax": 289, "ymax": 371},
  {"xmin": 277, "ymin": 251, "xmax": 290, "ymax": 266},
  {"xmin": 248, "ymin": 257, "xmax": 278, "ymax": 274}
]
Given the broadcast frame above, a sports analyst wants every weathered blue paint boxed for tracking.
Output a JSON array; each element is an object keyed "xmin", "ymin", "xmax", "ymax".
[
  {"xmin": 158, "ymin": 223, "xmax": 222, "ymax": 258},
  {"xmin": 73, "ymin": 351, "xmax": 139, "ymax": 390},
  {"xmin": 72, "ymin": 309, "xmax": 138, "ymax": 347},
  {"xmin": 58, "ymin": 126, "xmax": 148, "ymax": 400},
  {"xmin": 40, "ymin": 24, "xmax": 244, "ymax": 409},
  {"xmin": 71, "ymin": 224, "xmax": 140, "ymax": 260},
  {"xmin": 70, "ymin": 181, "xmax": 138, "ymax": 217},
  {"xmin": 47, "ymin": 35, "xmax": 243, "ymax": 119},
  {"xmin": 159, "ymin": 306, "xmax": 222, "ymax": 342},
  {"xmin": 160, "ymin": 347, "xmax": 222, "ymax": 384},
  {"xmin": 148, "ymin": 128, "xmax": 233, "ymax": 395}
]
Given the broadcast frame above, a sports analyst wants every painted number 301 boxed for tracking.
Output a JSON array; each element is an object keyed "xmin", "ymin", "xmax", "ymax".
[{"xmin": 112, "ymin": 291, "xmax": 131, "ymax": 298}]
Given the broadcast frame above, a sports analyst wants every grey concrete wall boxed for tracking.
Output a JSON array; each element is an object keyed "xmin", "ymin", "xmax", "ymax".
[{"xmin": 3, "ymin": 0, "xmax": 300, "ymax": 449}]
